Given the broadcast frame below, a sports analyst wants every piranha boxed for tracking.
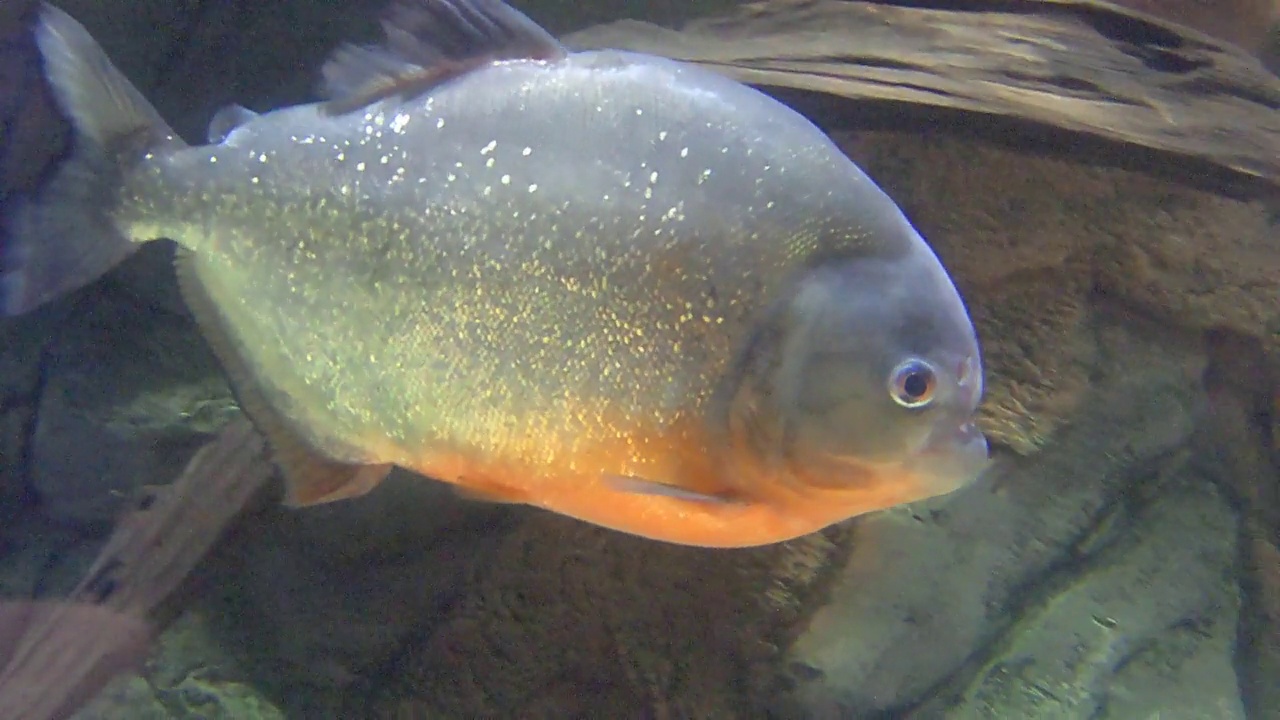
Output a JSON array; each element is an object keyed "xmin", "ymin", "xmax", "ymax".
[{"xmin": 0, "ymin": 0, "xmax": 989, "ymax": 548}]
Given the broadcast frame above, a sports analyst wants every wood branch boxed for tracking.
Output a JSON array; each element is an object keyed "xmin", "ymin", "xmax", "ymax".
[
  {"xmin": 566, "ymin": 0, "xmax": 1280, "ymax": 191},
  {"xmin": 68, "ymin": 416, "xmax": 272, "ymax": 615},
  {"xmin": 0, "ymin": 602, "xmax": 152, "ymax": 720},
  {"xmin": 0, "ymin": 417, "xmax": 275, "ymax": 720}
]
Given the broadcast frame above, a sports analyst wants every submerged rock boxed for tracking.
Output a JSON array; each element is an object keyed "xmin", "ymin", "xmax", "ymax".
[
  {"xmin": 71, "ymin": 611, "xmax": 286, "ymax": 720},
  {"xmin": 25, "ymin": 254, "xmax": 233, "ymax": 528}
]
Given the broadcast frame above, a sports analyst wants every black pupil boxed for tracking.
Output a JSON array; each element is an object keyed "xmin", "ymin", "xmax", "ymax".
[{"xmin": 902, "ymin": 371, "xmax": 930, "ymax": 399}]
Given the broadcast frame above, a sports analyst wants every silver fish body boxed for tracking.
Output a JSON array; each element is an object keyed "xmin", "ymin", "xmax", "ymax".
[{"xmin": 125, "ymin": 52, "xmax": 964, "ymax": 471}]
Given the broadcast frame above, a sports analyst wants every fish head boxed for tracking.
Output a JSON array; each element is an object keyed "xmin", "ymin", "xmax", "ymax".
[{"xmin": 721, "ymin": 233, "xmax": 988, "ymax": 504}]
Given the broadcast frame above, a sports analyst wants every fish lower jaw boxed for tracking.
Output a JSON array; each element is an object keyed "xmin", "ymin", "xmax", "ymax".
[{"xmin": 739, "ymin": 460, "xmax": 975, "ymax": 524}]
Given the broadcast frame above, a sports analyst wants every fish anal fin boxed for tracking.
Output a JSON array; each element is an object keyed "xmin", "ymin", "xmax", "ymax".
[
  {"xmin": 278, "ymin": 452, "xmax": 392, "ymax": 507},
  {"xmin": 320, "ymin": 0, "xmax": 568, "ymax": 115},
  {"xmin": 172, "ymin": 249, "xmax": 391, "ymax": 507}
]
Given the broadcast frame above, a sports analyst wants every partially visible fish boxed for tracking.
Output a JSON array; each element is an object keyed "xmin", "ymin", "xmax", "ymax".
[
  {"xmin": 0, "ymin": 0, "xmax": 69, "ymax": 201},
  {"xmin": 0, "ymin": 0, "xmax": 988, "ymax": 547}
]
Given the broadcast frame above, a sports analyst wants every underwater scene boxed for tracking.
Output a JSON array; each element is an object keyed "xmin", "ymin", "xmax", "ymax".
[{"xmin": 0, "ymin": 0, "xmax": 1276, "ymax": 717}]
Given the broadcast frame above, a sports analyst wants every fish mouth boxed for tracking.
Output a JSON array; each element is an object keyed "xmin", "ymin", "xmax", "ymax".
[
  {"xmin": 905, "ymin": 420, "xmax": 990, "ymax": 494},
  {"xmin": 948, "ymin": 421, "xmax": 986, "ymax": 453},
  {"xmin": 808, "ymin": 420, "xmax": 988, "ymax": 491}
]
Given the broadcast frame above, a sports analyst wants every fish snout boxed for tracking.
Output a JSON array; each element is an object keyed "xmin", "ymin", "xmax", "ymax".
[
  {"xmin": 908, "ymin": 416, "xmax": 990, "ymax": 497},
  {"xmin": 914, "ymin": 347, "xmax": 988, "ymax": 493}
]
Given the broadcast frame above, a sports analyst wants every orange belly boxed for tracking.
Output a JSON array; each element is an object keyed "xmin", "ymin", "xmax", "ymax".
[
  {"xmin": 387, "ymin": 427, "xmax": 929, "ymax": 548},
  {"xmin": 339, "ymin": 401, "xmax": 933, "ymax": 547}
]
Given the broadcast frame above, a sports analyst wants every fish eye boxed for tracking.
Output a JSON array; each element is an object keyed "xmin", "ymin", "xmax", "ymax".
[{"xmin": 888, "ymin": 359, "xmax": 938, "ymax": 409}]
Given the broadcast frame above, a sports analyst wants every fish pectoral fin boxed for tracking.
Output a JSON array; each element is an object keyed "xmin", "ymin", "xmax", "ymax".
[
  {"xmin": 603, "ymin": 474, "xmax": 742, "ymax": 505},
  {"xmin": 173, "ymin": 249, "xmax": 392, "ymax": 508},
  {"xmin": 319, "ymin": 0, "xmax": 569, "ymax": 115}
]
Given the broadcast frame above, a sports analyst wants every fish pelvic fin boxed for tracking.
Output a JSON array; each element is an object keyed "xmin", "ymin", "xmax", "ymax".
[
  {"xmin": 319, "ymin": 0, "xmax": 568, "ymax": 115},
  {"xmin": 0, "ymin": 4, "xmax": 184, "ymax": 316},
  {"xmin": 173, "ymin": 249, "xmax": 393, "ymax": 508}
]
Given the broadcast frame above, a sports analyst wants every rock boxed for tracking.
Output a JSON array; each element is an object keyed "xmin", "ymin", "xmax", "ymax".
[
  {"xmin": 915, "ymin": 460, "xmax": 1241, "ymax": 718},
  {"xmin": 72, "ymin": 610, "xmax": 285, "ymax": 720},
  {"xmin": 1194, "ymin": 330, "xmax": 1280, "ymax": 719},
  {"xmin": 25, "ymin": 257, "xmax": 234, "ymax": 529},
  {"xmin": 0, "ymin": 307, "xmax": 58, "ymax": 524},
  {"xmin": 1237, "ymin": 536, "xmax": 1280, "ymax": 717},
  {"xmin": 193, "ymin": 471, "xmax": 515, "ymax": 717},
  {"xmin": 0, "ymin": 514, "xmax": 101, "ymax": 601},
  {"xmin": 361, "ymin": 516, "xmax": 848, "ymax": 717}
]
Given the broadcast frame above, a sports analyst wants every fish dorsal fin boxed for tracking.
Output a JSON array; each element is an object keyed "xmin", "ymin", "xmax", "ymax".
[
  {"xmin": 172, "ymin": 249, "xmax": 392, "ymax": 507},
  {"xmin": 320, "ymin": 0, "xmax": 567, "ymax": 115},
  {"xmin": 206, "ymin": 104, "xmax": 260, "ymax": 145}
]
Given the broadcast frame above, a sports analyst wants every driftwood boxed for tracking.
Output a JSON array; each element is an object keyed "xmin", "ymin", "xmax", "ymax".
[
  {"xmin": 0, "ymin": 602, "xmax": 152, "ymax": 720},
  {"xmin": 0, "ymin": 417, "xmax": 274, "ymax": 720},
  {"xmin": 67, "ymin": 417, "xmax": 270, "ymax": 616},
  {"xmin": 566, "ymin": 0, "xmax": 1280, "ymax": 192}
]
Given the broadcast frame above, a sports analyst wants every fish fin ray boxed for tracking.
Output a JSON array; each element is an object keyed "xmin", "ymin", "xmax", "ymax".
[
  {"xmin": 1, "ymin": 5, "xmax": 183, "ymax": 316},
  {"xmin": 320, "ymin": 0, "xmax": 568, "ymax": 115},
  {"xmin": 33, "ymin": 5, "xmax": 177, "ymax": 152},
  {"xmin": 206, "ymin": 103, "xmax": 260, "ymax": 145},
  {"xmin": 173, "ymin": 249, "xmax": 391, "ymax": 507},
  {"xmin": 604, "ymin": 474, "xmax": 742, "ymax": 505}
]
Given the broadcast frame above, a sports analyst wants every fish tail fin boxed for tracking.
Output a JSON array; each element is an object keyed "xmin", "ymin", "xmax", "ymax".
[{"xmin": 0, "ymin": 4, "xmax": 183, "ymax": 316}]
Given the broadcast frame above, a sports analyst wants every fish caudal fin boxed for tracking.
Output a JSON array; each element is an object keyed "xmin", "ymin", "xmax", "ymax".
[
  {"xmin": 0, "ymin": 4, "xmax": 181, "ymax": 316},
  {"xmin": 319, "ymin": 0, "xmax": 568, "ymax": 115}
]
